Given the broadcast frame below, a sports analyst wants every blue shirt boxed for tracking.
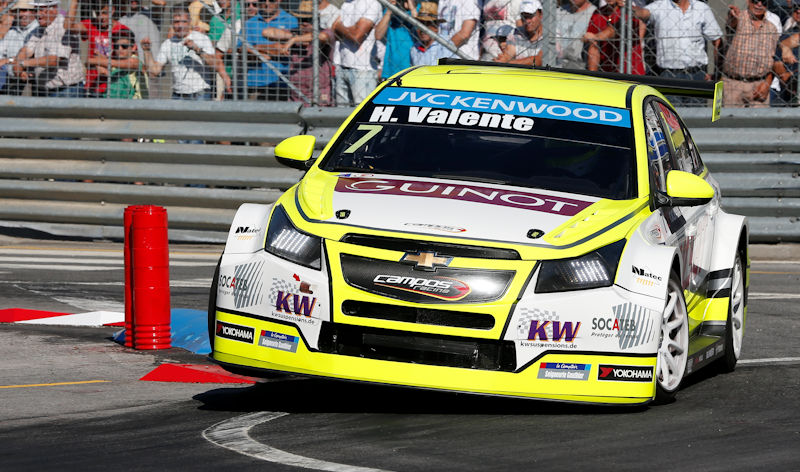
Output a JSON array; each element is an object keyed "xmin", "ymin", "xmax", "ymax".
[
  {"xmin": 381, "ymin": 12, "xmax": 415, "ymax": 79},
  {"xmin": 410, "ymin": 41, "xmax": 450, "ymax": 67},
  {"xmin": 245, "ymin": 11, "xmax": 297, "ymax": 87}
]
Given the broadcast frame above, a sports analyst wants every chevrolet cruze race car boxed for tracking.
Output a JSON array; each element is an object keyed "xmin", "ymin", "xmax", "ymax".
[{"xmin": 209, "ymin": 60, "xmax": 748, "ymax": 405}]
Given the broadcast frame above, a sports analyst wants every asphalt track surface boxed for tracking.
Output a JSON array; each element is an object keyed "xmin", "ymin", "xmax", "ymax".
[{"xmin": 1, "ymin": 234, "xmax": 798, "ymax": 471}]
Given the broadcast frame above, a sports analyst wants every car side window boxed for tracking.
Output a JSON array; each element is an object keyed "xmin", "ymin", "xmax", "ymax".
[
  {"xmin": 654, "ymin": 102, "xmax": 698, "ymax": 175},
  {"xmin": 679, "ymin": 121, "xmax": 705, "ymax": 176},
  {"xmin": 644, "ymin": 102, "xmax": 672, "ymax": 193}
]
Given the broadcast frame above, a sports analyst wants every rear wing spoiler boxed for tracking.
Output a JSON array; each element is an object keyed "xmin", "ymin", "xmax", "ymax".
[{"xmin": 437, "ymin": 59, "xmax": 724, "ymax": 122}]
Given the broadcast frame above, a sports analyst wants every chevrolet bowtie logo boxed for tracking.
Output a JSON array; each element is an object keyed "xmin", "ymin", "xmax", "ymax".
[{"xmin": 400, "ymin": 251, "xmax": 452, "ymax": 271}]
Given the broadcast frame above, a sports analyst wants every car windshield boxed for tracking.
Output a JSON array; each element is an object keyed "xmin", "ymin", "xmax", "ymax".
[{"xmin": 320, "ymin": 88, "xmax": 636, "ymax": 200}]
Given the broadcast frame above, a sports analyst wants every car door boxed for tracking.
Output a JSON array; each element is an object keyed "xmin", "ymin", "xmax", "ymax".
[{"xmin": 644, "ymin": 99, "xmax": 717, "ymax": 314}]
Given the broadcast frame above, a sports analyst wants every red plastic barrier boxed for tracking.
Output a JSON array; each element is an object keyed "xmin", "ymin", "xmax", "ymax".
[
  {"xmin": 123, "ymin": 205, "xmax": 143, "ymax": 348},
  {"xmin": 129, "ymin": 205, "xmax": 172, "ymax": 350}
]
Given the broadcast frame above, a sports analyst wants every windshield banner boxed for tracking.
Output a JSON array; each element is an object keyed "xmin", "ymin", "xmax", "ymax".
[
  {"xmin": 373, "ymin": 87, "xmax": 631, "ymax": 128},
  {"xmin": 336, "ymin": 177, "xmax": 596, "ymax": 216}
]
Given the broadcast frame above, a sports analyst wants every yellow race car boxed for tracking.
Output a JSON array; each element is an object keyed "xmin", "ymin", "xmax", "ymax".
[{"xmin": 209, "ymin": 61, "xmax": 748, "ymax": 405}]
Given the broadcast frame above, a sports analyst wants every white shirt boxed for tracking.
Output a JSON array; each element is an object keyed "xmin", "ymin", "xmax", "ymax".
[
  {"xmin": 319, "ymin": 3, "xmax": 340, "ymax": 30},
  {"xmin": 555, "ymin": 4, "xmax": 596, "ymax": 69},
  {"xmin": 766, "ymin": 11, "xmax": 782, "ymax": 91},
  {"xmin": 645, "ymin": 0, "xmax": 723, "ymax": 69},
  {"xmin": 438, "ymin": 0, "xmax": 480, "ymax": 60},
  {"xmin": 120, "ymin": 12, "xmax": 162, "ymax": 58},
  {"xmin": 333, "ymin": 0, "xmax": 382, "ymax": 70},
  {"xmin": 156, "ymin": 31, "xmax": 215, "ymax": 94},
  {"xmin": 0, "ymin": 20, "xmax": 39, "ymax": 62}
]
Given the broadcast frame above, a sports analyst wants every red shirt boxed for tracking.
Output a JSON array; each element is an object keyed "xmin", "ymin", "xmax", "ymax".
[
  {"xmin": 587, "ymin": 7, "xmax": 645, "ymax": 75},
  {"xmin": 81, "ymin": 20, "xmax": 131, "ymax": 94}
]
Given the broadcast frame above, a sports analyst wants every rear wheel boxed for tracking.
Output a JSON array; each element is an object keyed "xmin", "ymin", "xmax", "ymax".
[
  {"xmin": 715, "ymin": 252, "xmax": 746, "ymax": 373},
  {"xmin": 654, "ymin": 271, "xmax": 689, "ymax": 404}
]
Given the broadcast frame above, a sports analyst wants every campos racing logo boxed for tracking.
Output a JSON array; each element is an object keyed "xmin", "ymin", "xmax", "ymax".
[
  {"xmin": 632, "ymin": 265, "xmax": 662, "ymax": 287},
  {"xmin": 372, "ymin": 88, "xmax": 631, "ymax": 127},
  {"xmin": 336, "ymin": 177, "xmax": 594, "ymax": 217},
  {"xmin": 216, "ymin": 321, "xmax": 255, "ymax": 344},
  {"xmin": 598, "ymin": 364, "xmax": 654, "ymax": 382},
  {"xmin": 373, "ymin": 274, "xmax": 470, "ymax": 301}
]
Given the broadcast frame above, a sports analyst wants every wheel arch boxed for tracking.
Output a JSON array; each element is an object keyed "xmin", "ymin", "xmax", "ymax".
[
  {"xmin": 709, "ymin": 212, "xmax": 748, "ymax": 274},
  {"xmin": 223, "ymin": 203, "xmax": 274, "ymax": 254},
  {"xmin": 616, "ymin": 228, "xmax": 680, "ymax": 310}
]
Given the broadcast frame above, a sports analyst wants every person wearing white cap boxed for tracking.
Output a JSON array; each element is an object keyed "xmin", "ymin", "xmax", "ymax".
[
  {"xmin": 0, "ymin": 0, "xmax": 39, "ymax": 94},
  {"xmin": 12, "ymin": 0, "xmax": 85, "ymax": 97},
  {"xmin": 495, "ymin": 0, "xmax": 542, "ymax": 65}
]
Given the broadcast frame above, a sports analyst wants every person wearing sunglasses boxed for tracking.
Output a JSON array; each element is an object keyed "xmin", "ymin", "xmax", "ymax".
[
  {"xmin": 66, "ymin": 0, "xmax": 134, "ymax": 97},
  {"xmin": 722, "ymin": 0, "xmax": 781, "ymax": 107},
  {"xmin": 106, "ymin": 27, "xmax": 147, "ymax": 98}
]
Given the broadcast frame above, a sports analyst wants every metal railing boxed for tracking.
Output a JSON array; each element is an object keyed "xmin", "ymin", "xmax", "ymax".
[{"xmin": 0, "ymin": 98, "xmax": 798, "ymax": 242}]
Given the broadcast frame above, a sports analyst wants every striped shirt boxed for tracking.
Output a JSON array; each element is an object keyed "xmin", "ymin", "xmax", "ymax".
[{"xmin": 723, "ymin": 13, "xmax": 780, "ymax": 79}]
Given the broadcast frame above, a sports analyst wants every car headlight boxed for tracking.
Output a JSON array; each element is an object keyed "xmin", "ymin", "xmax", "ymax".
[
  {"xmin": 534, "ymin": 240, "xmax": 626, "ymax": 293},
  {"xmin": 265, "ymin": 205, "xmax": 322, "ymax": 269}
]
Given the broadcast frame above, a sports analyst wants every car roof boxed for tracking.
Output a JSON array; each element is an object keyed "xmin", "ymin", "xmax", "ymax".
[{"xmin": 396, "ymin": 65, "xmax": 638, "ymax": 110}]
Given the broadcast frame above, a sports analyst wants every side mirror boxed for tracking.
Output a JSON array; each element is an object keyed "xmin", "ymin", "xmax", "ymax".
[
  {"xmin": 274, "ymin": 135, "xmax": 316, "ymax": 170},
  {"xmin": 654, "ymin": 170, "xmax": 714, "ymax": 208}
]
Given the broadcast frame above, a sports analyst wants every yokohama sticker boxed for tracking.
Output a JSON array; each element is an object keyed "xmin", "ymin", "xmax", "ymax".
[
  {"xmin": 216, "ymin": 321, "xmax": 255, "ymax": 344},
  {"xmin": 335, "ymin": 177, "xmax": 593, "ymax": 216},
  {"xmin": 597, "ymin": 364, "xmax": 654, "ymax": 382}
]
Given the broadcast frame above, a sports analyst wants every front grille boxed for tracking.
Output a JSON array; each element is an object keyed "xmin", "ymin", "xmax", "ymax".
[
  {"xmin": 318, "ymin": 322, "xmax": 516, "ymax": 372},
  {"xmin": 340, "ymin": 234, "xmax": 521, "ymax": 260},
  {"xmin": 342, "ymin": 300, "xmax": 495, "ymax": 329}
]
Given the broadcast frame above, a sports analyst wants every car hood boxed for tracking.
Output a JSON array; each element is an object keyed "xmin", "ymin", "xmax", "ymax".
[{"xmin": 295, "ymin": 172, "xmax": 644, "ymax": 248}]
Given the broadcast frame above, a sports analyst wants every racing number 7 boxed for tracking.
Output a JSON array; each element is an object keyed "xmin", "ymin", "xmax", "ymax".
[{"xmin": 343, "ymin": 124, "xmax": 383, "ymax": 154}]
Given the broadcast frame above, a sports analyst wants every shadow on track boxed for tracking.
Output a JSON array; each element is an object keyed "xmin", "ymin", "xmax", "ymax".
[{"xmin": 194, "ymin": 375, "xmax": 650, "ymax": 416}]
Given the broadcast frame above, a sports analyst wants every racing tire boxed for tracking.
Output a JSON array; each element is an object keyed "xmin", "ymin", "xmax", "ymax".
[
  {"xmin": 654, "ymin": 271, "xmax": 689, "ymax": 404},
  {"xmin": 714, "ymin": 252, "xmax": 746, "ymax": 373},
  {"xmin": 208, "ymin": 257, "xmax": 221, "ymax": 352}
]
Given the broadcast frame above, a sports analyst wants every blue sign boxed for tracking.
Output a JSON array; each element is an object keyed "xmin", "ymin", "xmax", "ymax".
[{"xmin": 373, "ymin": 87, "xmax": 631, "ymax": 128}]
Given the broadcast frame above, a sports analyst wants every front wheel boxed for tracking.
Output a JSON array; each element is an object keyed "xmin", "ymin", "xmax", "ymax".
[
  {"xmin": 208, "ymin": 257, "xmax": 221, "ymax": 352},
  {"xmin": 654, "ymin": 271, "xmax": 689, "ymax": 404}
]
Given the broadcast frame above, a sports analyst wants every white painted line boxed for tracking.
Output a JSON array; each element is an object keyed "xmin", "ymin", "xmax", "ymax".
[
  {"xmin": 0, "ymin": 264, "xmax": 121, "ymax": 271},
  {"xmin": 0, "ymin": 261, "xmax": 213, "ymax": 271},
  {"xmin": 0, "ymin": 256, "xmax": 122, "ymax": 264},
  {"xmin": 750, "ymin": 260, "xmax": 800, "ymax": 265},
  {"xmin": 748, "ymin": 292, "xmax": 800, "ymax": 300},
  {"xmin": 0, "ymin": 248, "xmax": 219, "ymax": 260},
  {"xmin": 739, "ymin": 357, "xmax": 800, "ymax": 365},
  {"xmin": 18, "ymin": 311, "xmax": 124, "ymax": 326},
  {"xmin": 0, "ymin": 279, "xmax": 210, "ymax": 288},
  {"xmin": 203, "ymin": 411, "xmax": 390, "ymax": 472}
]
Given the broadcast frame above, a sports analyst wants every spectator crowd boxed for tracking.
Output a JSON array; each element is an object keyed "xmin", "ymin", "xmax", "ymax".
[{"xmin": 0, "ymin": 0, "xmax": 798, "ymax": 106}]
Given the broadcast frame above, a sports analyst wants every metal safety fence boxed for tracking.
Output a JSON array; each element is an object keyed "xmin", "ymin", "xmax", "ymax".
[
  {"xmin": 0, "ymin": 98, "xmax": 798, "ymax": 243},
  {"xmin": 1, "ymin": 0, "xmax": 799, "ymax": 107}
]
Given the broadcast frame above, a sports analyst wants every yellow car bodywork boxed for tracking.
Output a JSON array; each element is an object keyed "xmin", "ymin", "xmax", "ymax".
[{"xmin": 210, "ymin": 65, "xmax": 748, "ymax": 405}]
